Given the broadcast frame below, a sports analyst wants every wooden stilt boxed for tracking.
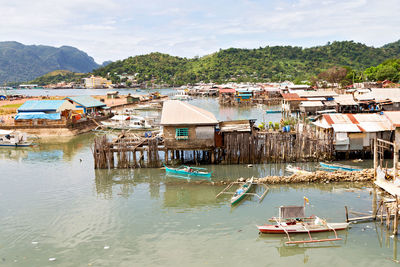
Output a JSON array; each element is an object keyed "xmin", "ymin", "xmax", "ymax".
[{"xmin": 394, "ymin": 197, "xmax": 399, "ymax": 235}]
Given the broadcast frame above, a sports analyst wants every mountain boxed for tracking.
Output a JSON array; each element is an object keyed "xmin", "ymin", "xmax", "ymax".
[
  {"xmin": 0, "ymin": 41, "xmax": 99, "ymax": 83},
  {"xmin": 93, "ymin": 40, "xmax": 400, "ymax": 85}
]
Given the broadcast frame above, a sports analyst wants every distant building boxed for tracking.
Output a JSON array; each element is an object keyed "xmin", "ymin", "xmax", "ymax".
[
  {"xmin": 83, "ymin": 75, "xmax": 112, "ymax": 89},
  {"xmin": 64, "ymin": 96, "xmax": 107, "ymax": 114}
]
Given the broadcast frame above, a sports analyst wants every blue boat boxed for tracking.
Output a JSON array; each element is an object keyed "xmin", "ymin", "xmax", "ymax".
[
  {"xmin": 164, "ymin": 165, "xmax": 212, "ymax": 178},
  {"xmin": 265, "ymin": 110, "xmax": 282, "ymax": 114},
  {"xmin": 319, "ymin": 162, "xmax": 362, "ymax": 172}
]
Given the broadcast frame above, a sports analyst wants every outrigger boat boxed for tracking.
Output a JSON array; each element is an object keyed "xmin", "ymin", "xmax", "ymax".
[
  {"xmin": 216, "ymin": 177, "xmax": 269, "ymax": 206},
  {"xmin": 164, "ymin": 165, "xmax": 212, "ymax": 178},
  {"xmin": 257, "ymin": 202, "xmax": 349, "ymax": 244},
  {"xmin": 231, "ymin": 177, "xmax": 254, "ymax": 205},
  {"xmin": 319, "ymin": 162, "xmax": 362, "ymax": 172}
]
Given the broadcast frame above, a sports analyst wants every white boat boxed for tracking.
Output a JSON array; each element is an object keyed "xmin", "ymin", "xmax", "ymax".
[
  {"xmin": 101, "ymin": 115, "xmax": 153, "ymax": 130},
  {"xmin": 172, "ymin": 90, "xmax": 192, "ymax": 101},
  {"xmin": 286, "ymin": 165, "xmax": 312, "ymax": 175},
  {"xmin": 0, "ymin": 130, "xmax": 32, "ymax": 147}
]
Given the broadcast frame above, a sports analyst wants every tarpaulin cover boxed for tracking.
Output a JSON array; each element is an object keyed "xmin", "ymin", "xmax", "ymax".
[
  {"xmin": 15, "ymin": 112, "xmax": 61, "ymax": 120},
  {"xmin": 17, "ymin": 100, "xmax": 65, "ymax": 112}
]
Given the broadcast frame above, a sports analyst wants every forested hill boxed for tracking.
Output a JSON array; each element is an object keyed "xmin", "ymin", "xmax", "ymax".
[
  {"xmin": 0, "ymin": 41, "xmax": 99, "ymax": 83},
  {"xmin": 93, "ymin": 40, "xmax": 400, "ymax": 85}
]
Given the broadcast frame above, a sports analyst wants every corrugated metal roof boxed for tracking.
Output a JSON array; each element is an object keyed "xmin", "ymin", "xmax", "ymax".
[
  {"xmin": 160, "ymin": 100, "xmax": 218, "ymax": 126},
  {"xmin": 300, "ymin": 101, "xmax": 324, "ymax": 107},
  {"xmin": 334, "ymin": 94, "xmax": 358, "ymax": 106},
  {"xmin": 332, "ymin": 124, "xmax": 361, "ymax": 133},
  {"xmin": 220, "ymin": 120, "xmax": 251, "ymax": 132},
  {"xmin": 219, "ymin": 88, "xmax": 235, "ymax": 93},
  {"xmin": 281, "ymin": 93, "xmax": 304, "ymax": 101},
  {"xmin": 312, "ymin": 120, "xmax": 331, "ymax": 129},
  {"xmin": 358, "ymin": 122, "xmax": 391, "ymax": 132},
  {"xmin": 356, "ymin": 88, "xmax": 400, "ymax": 102},
  {"xmin": 384, "ymin": 111, "xmax": 400, "ymax": 127},
  {"xmin": 297, "ymin": 90, "xmax": 338, "ymax": 98},
  {"xmin": 64, "ymin": 96, "xmax": 106, "ymax": 108},
  {"xmin": 18, "ymin": 100, "xmax": 64, "ymax": 112}
]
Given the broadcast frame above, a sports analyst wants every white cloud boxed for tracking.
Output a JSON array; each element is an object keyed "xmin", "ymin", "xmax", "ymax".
[{"xmin": 0, "ymin": 0, "xmax": 398, "ymax": 63}]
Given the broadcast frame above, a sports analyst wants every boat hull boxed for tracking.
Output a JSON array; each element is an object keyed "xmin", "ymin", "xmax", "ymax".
[
  {"xmin": 319, "ymin": 162, "xmax": 361, "ymax": 172},
  {"xmin": 257, "ymin": 222, "xmax": 349, "ymax": 234},
  {"xmin": 165, "ymin": 166, "xmax": 212, "ymax": 178},
  {"xmin": 231, "ymin": 180, "xmax": 253, "ymax": 205}
]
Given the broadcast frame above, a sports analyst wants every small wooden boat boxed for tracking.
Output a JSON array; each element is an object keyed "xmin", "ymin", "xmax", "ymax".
[
  {"xmin": 257, "ymin": 204, "xmax": 349, "ymax": 244},
  {"xmin": 164, "ymin": 165, "xmax": 212, "ymax": 178},
  {"xmin": 286, "ymin": 165, "xmax": 312, "ymax": 175},
  {"xmin": 319, "ymin": 162, "xmax": 362, "ymax": 172},
  {"xmin": 231, "ymin": 177, "xmax": 254, "ymax": 205},
  {"xmin": 265, "ymin": 110, "xmax": 282, "ymax": 114}
]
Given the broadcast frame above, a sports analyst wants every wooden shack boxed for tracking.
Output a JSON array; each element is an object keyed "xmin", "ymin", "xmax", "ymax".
[{"xmin": 160, "ymin": 100, "xmax": 218, "ymax": 150}]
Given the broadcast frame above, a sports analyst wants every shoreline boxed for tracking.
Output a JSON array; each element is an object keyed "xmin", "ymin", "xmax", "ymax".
[{"xmin": 160, "ymin": 169, "xmax": 375, "ymax": 186}]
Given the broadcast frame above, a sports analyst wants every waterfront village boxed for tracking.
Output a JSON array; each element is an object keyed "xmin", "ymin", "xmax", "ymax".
[{"xmin": 4, "ymin": 80, "xmax": 400, "ymax": 260}]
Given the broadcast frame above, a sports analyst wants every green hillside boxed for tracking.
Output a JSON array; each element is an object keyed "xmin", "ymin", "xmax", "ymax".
[
  {"xmin": 29, "ymin": 70, "xmax": 86, "ymax": 86},
  {"xmin": 93, "ymin": 40, "xmax": 400, "ymax": 85}
]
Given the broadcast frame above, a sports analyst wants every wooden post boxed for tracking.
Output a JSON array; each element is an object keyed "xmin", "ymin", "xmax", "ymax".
[
  {"xmin": 345, "ymin": 206, "xmax": 349, "ymax": 223},
  {"xmin": 394, "ymin": 197, "xmax": 399, "ymax": 235},
  {"xmin": 387, "ymin": 206, "xmax": 391, "ymax": 229},
  {"xmin": 374, "ymin": 137, "xmax": 378, "ymax": 178},
  {"xmin": 165, "ymin": 149, "xmax": 169, "ymax": 164},
  {"xmin": 394, "ymin": 142, "xmax": 398, "ymax": 181}
]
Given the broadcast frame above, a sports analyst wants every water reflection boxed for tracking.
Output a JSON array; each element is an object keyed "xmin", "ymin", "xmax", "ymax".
[{"xmin": 0, "ymin": 133, "xmax": 94, "ymax": 163}]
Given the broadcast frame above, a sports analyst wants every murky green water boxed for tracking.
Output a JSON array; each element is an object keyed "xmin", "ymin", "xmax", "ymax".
[
  {"xmin": 1, "ymin": 91, "xmax": 398, "ymax": 266},
  {"xmin": 0, "ymin": 134, "xmax": 398, "ymax": 267}
]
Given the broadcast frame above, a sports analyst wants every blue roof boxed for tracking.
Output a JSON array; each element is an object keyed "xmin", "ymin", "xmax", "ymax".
[
  {"xmin": 64, "ymin": 96, "xmax": 106, "ymax": 108},
  {"xmin": 18, "ymin": 100, "xmax": 65, "ymax": 112},
  {"xmin": 15, "ymin": 112, "xmax": 61, "ymax": 120}
]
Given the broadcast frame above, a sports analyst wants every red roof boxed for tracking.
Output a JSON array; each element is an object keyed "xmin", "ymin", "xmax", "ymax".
[
  {"xmin": 281, "ymin": 93, "xmax": 304, "ymax": 101},
  {"xmin": 219, "ymin": 88, "xmax": 236, "ymax": 94}
]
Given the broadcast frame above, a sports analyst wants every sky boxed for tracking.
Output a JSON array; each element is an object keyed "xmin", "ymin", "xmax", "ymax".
[{"xmin": 0, "ymin": 0, "xmax": 399, "ymax": 64}]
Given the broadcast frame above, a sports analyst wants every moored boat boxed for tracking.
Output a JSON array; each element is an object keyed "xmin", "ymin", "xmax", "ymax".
[
  {"xmin": 319, "ymin": 162, "xmax": 362, "ymax": 172},
  {"xmin": 257, "ymin": 203, "xmax": 349, "ymax": 244},
  {"xmin": 231, "ymin": 177, "xmax": 254, "ymax": 205},
  {"xmin": 164, "ymin": 165, "xmax": 212, "ymax": 178},
  {"xmin": 0, "ymin": 130, "xmax": 32, "ymax": 147},
  {"xmin": 101, "ymin": 114, "xmax": 154, "ymax": 130},
  {"xmin": 286, "ymin": 165, "xmax": 312, "ymax": 175}
]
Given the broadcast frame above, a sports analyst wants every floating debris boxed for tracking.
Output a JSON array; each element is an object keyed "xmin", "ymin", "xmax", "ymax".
[
  {"xmin": 31, "ymin": 241, "xmax": 38, "ymax": 245},
  {"xmin": 104, "ymin": 246, "xmax": 110, "ymax": 250},
  {"xmin": 49, "ymin": 258, "xmax": 56, "ymax": 261}
]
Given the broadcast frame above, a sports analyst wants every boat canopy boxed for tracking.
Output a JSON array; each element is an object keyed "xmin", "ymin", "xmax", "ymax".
[
  {"xmin": 279, "ymin": 206, "xmax": 305, "ymax": 219},
  {"xmin": 0, "ymin": 129, "xmax": 13, "ymax": 135}
]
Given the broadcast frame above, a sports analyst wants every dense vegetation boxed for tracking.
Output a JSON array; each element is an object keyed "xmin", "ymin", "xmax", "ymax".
[
  {"xmin": 0, "ymin": 41, "xmax": 99, "ymax": 84},
  {"xmin": 29, "ymin": 70, "xmax": 86, "ymax": 86},
  {"xmin": 93, "ymin": 40, "xmax": 400, "ymax": 85}
]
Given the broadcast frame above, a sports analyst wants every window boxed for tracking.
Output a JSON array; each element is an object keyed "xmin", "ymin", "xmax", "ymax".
[{"xmin": 175, "ymin": 128, "xmax": 189, "ymax": 140}]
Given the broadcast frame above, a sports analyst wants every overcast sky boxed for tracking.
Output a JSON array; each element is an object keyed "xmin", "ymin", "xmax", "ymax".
[{"xmin": 0, "ymin": 0, "xmax": 399, "ymax": 63}]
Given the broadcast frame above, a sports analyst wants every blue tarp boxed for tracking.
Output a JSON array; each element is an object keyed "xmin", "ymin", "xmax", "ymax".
[
  {"xmin": 15, "ymin": 112, "xmax": 61, "ymax": 120},
  {"xmin": 64, "ymin": 96, "xmax": 106, "ymax": 108},
  {"xmin": 18, "ymin": 100, "xmax": 65, "ymax": 112}
]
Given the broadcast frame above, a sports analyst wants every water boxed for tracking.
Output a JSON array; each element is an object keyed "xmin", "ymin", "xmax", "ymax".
[
  {"xmin": 0, "ymin": 133, "xmax": 398, "ymax": 267},
  {"xmin": 0, "ymin": 93, "xmax": 398, "ymax": 266}
]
